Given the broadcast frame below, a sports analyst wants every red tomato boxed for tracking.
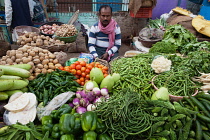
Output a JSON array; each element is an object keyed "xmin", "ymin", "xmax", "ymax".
[
  {"xmin": 87, "ymin": 65, "xmax": 93, "ymax": 70},
  {"xmin": 81, "ymin": 81, "xmax": 85, "ymax": 86},
  {"xmin": 81, "ymin": 67, "xmax": 86, "ymax": 72},
  {"xmin": 80, "ymin": 61, "xmax": 86, "ymax": 67},
  {"xmin": 76, "ymin": 79, "xmax": 81, "ymax": 85},
  {"xmin": 85, "ymin": 69, "xmax": 90, "ymax": 74},
  {"xmin": 85, "ymin": 74, "xmax": 90, "ymax": 79},
  {"xmin": 80, "ymin": 77, "xmax": 85, "ymax": 82},
  {"xmin": 81, "ymin": 72, "xmax": 86, "ymax": 78},
  {"xmin": 58, "ymin": 66, "xmax": 64, "ymax": 70},
  {"xmin": 74, "ymin": 61, "xmax": 80, "ymax": 65},
  {"xmin": 76, "ymin": 70, "xmax": 82, "ymax": 75},
  {"xmin": 76, "ymin": 65, "xmax": 82, "ymax": 70},
  {"xmin": 70, "ymin": 64, "xmax": 76, "ymax": 69},
  {"xmin": 64, "ymin": 66, "xmax": 70, "ymax": 72},
  {"xmin": 71, "ymin": 69, "xmax": 77, "ymax": 75}
]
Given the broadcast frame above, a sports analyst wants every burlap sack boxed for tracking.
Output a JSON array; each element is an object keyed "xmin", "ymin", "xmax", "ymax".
[
  {"xmin": 167, "ymin": 13, "xmax": 210, "ymax": 41},
  {"xmin": 167, "ymin": 13, "xmax": 197, "ymax": 35}
]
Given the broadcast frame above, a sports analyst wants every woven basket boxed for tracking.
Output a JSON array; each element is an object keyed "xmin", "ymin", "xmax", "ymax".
[
  {"xmin": 151, "ymin": 75, "xmax": 198, "ymax": 102},
  {"xmin": 95, "ymin": 58, "xmax": 111, "ymax": 74},
  {"xmin": 0, "ymin": 42, "xmax": 11, "ymax": 57}
]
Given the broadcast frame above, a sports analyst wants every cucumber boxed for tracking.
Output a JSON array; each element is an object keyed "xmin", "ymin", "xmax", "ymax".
[
  {"xmin": 0, "ymin": 65, "xmax": 30, "ymax": 78},
  {"xmin": 0, "ymin": 75, "xmax": 22, "ymax": 80},
  {"xmin": 9, "ymin": 80, "xmax": 28, "ymax": 90},
  {"xmin": 9, "ymin": 64, "xmax": 32, "ymax": 71},
  {"xmin": 0, "ymin": 92, "xmax": 8, "ymax": 100},
  {"xmin": 0, "ymin": 80, "xmax": 14, "ymax": 91},
  {"xmin": 0, "ymin": 69, "xmax": 4, "ymax": 76},
  {"xmin": 4, "ymin": 90, "xmax": 23, "ymax": 97}
]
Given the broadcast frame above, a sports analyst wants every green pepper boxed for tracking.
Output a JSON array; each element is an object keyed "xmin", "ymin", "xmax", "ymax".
[
  {"xmin": 83, "ymin": 131, "xmax": 97, "ymax": 140},
  {"xmin": 51, "ymin": 123, "xmax": 61, "ymax": 139},
  {"xmin": 96, "ymin": 118, "xmax": 106, "ymax": 134},
  {"xmin": 51, "ymin": 104, "xmax": 72, "ymax": 119},
  {"xmin": 98, "ymin": 133, "xmax": 111, "ymax": 140},
  {"xmin": 81, "ymin": 111, "xmax": 97, "ymax": 132},
  {"xmin": 59, "ymin": 113, "xmax": 82, "ymax": 134},
  {"xmin": 41, "ymin": 115, "xmax": 53, "ymax": 134},
  {"xmin": 60, "ymin": 134, "xmax": 75, "ymax": 140}
]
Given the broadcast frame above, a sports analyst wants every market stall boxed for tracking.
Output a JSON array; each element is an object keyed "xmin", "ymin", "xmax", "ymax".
[{"xmin": 1, "ymin": 6, "xmax": 210, "ymax": 140}]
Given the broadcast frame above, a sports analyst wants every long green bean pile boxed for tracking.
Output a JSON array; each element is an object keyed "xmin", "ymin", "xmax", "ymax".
[
  {"xmin": 110, "ymin": 54, "xmax": 156, "ymax": 100},
  {"xmin": 96, "ymin": 88, "xmax": 154, "ymax": 140},
  {"xmin": 153, "ymin": 70, "xmax": 198, "ymax": 96}
]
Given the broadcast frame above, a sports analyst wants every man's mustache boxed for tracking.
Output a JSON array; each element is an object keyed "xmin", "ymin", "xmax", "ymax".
[{"xmin": 103, "ymin": 20, "xmax": 108, "ymax": 22}]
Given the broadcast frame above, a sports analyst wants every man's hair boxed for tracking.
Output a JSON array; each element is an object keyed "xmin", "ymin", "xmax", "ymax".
[{"xmin": 99, "ymin": 5, "xmax": 112, "ymax": 14}]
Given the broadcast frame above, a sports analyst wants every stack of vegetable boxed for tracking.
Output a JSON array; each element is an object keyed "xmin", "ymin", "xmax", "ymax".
[
  {"xmin": 16, "ymin": 32, "xmax": 65, "ymax": 46},
  {"xmin": 55, "ymin": 24, "xmax": 77, "ymax": 37},
  {"xmin": 40, "ymin": 23, "xmax": 61, "ymax": 35},
  {"xmin": 0, "ymin": 64, "xmax": 31, "ymax": 101},
  {"xmin": 59, "ymin": 61, "xmax": 109, "ymax": 86},
  {"xmin": 0, "ymin": 45, "xmax": 62, "ymax": 80},
  {"xmin": 28, "ymin": 69, "xmax": 80, "ymax": 106}
]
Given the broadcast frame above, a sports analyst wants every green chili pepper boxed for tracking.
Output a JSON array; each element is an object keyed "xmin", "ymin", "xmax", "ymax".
[{"xmin": 51, "ymin": 104, "xmax": 72, "ymax": 119}]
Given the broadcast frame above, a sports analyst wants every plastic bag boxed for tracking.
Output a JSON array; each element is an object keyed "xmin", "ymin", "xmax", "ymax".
[
  {"xmin": 36, "ymin": 91, "xmax": 75, "ymax": 120},
  {"xmin": 78, "ymin": 53, "xmax": 94, "ymax": 63}
]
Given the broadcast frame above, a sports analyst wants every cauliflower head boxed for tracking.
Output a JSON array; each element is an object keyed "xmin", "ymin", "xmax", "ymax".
[{"xmin": 151, "ymin": 56, "xmax": 172, "ymax": 73}]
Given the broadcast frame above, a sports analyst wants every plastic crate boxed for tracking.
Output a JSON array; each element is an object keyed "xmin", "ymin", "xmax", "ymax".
[{"xmin": 130, "ymin": 7, "xmax": 152, "ymax": 18}]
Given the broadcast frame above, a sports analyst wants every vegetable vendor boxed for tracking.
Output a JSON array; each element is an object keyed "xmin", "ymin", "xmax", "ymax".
[{"xmin": 88, "ymin": 5, "xmax": 121, "ymax": 61}]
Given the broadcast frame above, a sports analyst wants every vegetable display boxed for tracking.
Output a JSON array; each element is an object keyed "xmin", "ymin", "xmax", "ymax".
[
  {"xmin": 0, "ymin": 45, "xmax": 62, "ymax": 80},
  {"xmin": 40, "ymin": 23, "xmax": 61, "ymax": 35},
  {"xmin": 28, "ymin": 69, "xmax": 80, "ymax": 106},
  {"xmin": 55, "ymin": 24, "xmax": 77, "ymax": 37},
  {"xmin": 16, "ymin": 32, "xmax": 65, "ymax": 46}
]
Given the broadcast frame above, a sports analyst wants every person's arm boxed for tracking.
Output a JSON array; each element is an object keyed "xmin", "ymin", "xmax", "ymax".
[
  {"xmin": 88, "ymin": 25, "xmax": 98, "ymax": 58},
  {"xmin": 107, "ymin": 25, "xmax": 121, "ymax": 55},
  {"xmin": 28, "ymin": 0, "xmax": 36, "ymax": 19},
  {"xmin": 5, "ymin": 0, "xmax": 12, "ymax": 26}
]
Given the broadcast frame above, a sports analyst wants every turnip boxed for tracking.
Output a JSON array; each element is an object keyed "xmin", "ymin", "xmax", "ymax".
[{"xmin": 76, "ymin": 106, "xmax": 87, "ymax": 114}]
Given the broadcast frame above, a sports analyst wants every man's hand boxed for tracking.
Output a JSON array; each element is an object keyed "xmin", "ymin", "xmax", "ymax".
[{"xmin": 100, "ymin": 52, "xmax": 109, "ymax": 60}]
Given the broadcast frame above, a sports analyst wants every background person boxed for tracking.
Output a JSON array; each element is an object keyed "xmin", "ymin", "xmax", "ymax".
[
  {"xmin": 186, "ymin": 0, "xmax": 204, "ymax": 15},
  {"xmin": 88, "ymin": 5, "xmax": 121, "ymax": 61},
  {"xmin": 5, "ymin": 0, "xmax": 36, "ymax": 29}
]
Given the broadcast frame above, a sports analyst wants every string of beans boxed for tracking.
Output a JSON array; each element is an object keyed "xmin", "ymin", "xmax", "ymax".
[
  {"xmin": 96, "ymin": 88, "xmax": 154, "ymax": 140},
  {"xmin": 154, "ymin": 70, "xmax": 198, "ymax": 96},
  {"xmin": 110, "ymin": 54, "xmax": 156, "ymax": 100}
]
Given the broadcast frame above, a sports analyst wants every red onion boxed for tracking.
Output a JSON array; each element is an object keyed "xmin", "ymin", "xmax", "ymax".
[
  {"xmin": 80, "ymin": 98, "xmax": 89, "ymax": 107},
  {"xmin": 73, "ymin": 98, "xmax": 80, "ymax": 106},
  {"xmin": 69, "ymin": 103, "xmax": 74, "ymax": 108},
  {"xmin": 101, "ymin": 88, "xmax": 109, "ymax": 96},
  {"xmin": 87, "ymin": 104, "xmax": 96, "ymax": 111},
  {"xmin": 76, "ymin": 106, "xmax": 87, "ymax": 114},
  {"xmin": 86, "ymin": 91, "xmax": 96, "ymax": 102},
  {"xmin": 92, "ymin": 87, "xmax": 101, "ymax": 96},
  {"xmin": 76, "ymin": 90, "xmax": 87, "ymax": 98}
]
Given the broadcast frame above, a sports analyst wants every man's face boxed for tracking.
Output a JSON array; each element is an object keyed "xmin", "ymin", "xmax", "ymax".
[{"xmin": 99, "ymin": 7, "xmax": 112, "ymax": 27}]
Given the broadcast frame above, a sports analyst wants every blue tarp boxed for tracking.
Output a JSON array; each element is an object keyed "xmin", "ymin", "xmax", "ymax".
[{"xmin": 199, "ymin": 0, "xmax": 210, "ymax": 20}]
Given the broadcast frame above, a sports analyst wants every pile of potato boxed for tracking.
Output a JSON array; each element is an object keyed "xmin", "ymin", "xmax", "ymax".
[
  {"xmin": 55, "ymin": 24, "xmax": 77, "ymax": 37},
  {"xmin": 0, "ymin": 45, "xmax": 62, "ymax": 80},
  {"xmin": 16, "ymin": 32, "xmax": 65, "ymax": 46}
]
